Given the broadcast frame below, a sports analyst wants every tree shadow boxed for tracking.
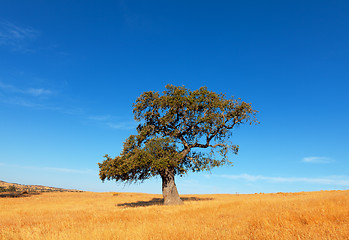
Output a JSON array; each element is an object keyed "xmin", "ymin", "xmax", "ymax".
[{"xmin": 116, "ymin": 197, "xmax": 214, "ymax": 208}]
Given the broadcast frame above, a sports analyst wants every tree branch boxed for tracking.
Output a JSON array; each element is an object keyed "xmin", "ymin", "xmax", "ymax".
[{"xmin": 179, "ymin": 148, "xmax": 191, "ymax": 159}]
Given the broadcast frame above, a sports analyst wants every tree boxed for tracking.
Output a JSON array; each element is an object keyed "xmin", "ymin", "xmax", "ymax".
[
  {"xmin": 98, "ymin": 85, "xmax": 258, "ymax": 205},
  {"xmin": 7, "ymin": 185, "xmax": 16, "ymax": 192}
]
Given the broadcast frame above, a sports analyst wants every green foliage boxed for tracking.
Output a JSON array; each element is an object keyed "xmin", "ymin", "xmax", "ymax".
[
  {"xmin": 99, "ymin": 85, "xmax": 258, "ymax": 183},
  {"xmin": 8, "ymin": 185, "xmax": 16, "ymax": 192},
  {"xmin": 0, "ymin": 185, "xmax": 17, "ymax": 192},
  {"xmin": 99, "ymin": 137, "xmax": 183, "ymax": 183}
]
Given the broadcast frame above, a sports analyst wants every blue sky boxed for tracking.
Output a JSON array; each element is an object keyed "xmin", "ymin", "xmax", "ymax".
[{"xmin": 0, "ymin": 1, "xmax": 348, "ymax": 194}]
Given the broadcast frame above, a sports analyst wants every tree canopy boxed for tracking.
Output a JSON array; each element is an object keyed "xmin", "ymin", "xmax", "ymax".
[{"xmin": 99, "ymin": 84, "xmax": 258, "ymax": 204}]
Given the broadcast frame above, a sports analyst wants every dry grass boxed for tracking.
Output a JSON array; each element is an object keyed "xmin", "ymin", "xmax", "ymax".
[{"xmin": 1, "ymin": 190, "xmax": 348, "ymax": 240}]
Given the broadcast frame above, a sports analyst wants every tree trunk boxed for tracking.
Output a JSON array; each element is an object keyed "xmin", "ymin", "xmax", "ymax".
[{"xmin": 160, "ymin": 168, "xmax": 183, "ymax": 205}]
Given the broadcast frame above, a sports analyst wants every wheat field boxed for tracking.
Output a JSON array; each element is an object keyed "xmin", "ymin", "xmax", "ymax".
[{"xmin": 1, "ymin": 190, "xmax": 348, "ymax": 240}]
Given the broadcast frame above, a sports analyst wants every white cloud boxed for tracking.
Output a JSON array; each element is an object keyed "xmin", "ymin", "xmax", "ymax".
[
  {"xmin": 219, "ymin": 174, "xmax": 349, "ymax": 186},
  {"xmin": 0, "ymin": 22, "xmax": 37, "ymax": 39},
  {"xmin": 42, "ymin": 167, "xmax": 95, "ymax": 175},
  {"xmin": 303, "ymin": 156, "xmax": 332, "ymax": 163},
  {"xmin": 0, "ymin": 82, "xmax": 15, "ymax": 91},
  {"xmin": 0, "ymin": 97, "xmax": 43, "ymax": 108},
  {"xmin": 0, "ymin": 82, "xmax": 52, "ymax": 96},
  {"xmin": 0, "ymin": 162, "xmax": 96, "ymax": 175},
  {"xmin": 0, "ymin": 21, "xmax": 39, "ymax": 50},
  {"xmin": 26, "ymin": 88, "xmax": 52, "ymax": 96},
  {"xmin": 87, "ymin": 114, "xmax": 138, "ymax": 130},
  {"xmin": 107, "ymin": 121, "xmax": 138, "ymax": 130},
  {"xmin": 0, "ymin": 82, "xmax": 134, "ymax": 131},
  {"xmin": 88, "ymin": 115, "xmax": 111, "ymax": 121}
]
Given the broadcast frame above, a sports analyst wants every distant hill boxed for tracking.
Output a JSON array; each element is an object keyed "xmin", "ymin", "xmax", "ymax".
[{"xmin": 0, "ymin": 180, "xmax": 81, "ymax": 195}]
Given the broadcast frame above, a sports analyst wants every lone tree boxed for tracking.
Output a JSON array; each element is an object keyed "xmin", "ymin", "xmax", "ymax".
[{"xmin": 99, "ymin": 85, "xmax": 258, "ymax": 205}]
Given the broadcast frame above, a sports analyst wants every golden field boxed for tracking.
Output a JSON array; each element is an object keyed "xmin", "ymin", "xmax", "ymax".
[{"xmin": 1, "ymin": 190, "xmax": 348, "ymax": 240}]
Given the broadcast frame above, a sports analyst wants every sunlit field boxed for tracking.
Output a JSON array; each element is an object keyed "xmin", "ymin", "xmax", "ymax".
[{"xmin": 1, "ymin": 190, "xmax": 348, "ymax": 240}]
